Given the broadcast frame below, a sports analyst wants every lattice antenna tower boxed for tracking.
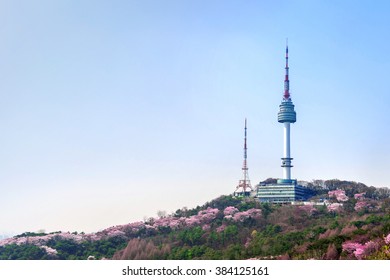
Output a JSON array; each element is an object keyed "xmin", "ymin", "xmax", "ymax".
[{"xmin": 235, "ymin": 118, "xmax": 253, "ymax": 195}]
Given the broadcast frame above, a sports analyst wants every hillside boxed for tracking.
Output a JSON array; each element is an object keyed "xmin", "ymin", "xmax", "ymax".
[{"xmin": 1, "ymin": 179, "xmax": 390, "ymax": 260}]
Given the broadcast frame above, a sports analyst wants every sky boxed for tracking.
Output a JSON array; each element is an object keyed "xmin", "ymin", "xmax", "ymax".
[{"xmin": 1, "ymin": 0, "xmax": 390, "ymax": 235}]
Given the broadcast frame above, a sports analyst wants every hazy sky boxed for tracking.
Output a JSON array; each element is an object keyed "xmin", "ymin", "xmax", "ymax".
[{"xmin": 1, "ymin": 0, "xmax": 389, "ymax": 235}]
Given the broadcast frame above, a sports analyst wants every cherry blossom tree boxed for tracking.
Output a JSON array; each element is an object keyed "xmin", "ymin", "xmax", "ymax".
[
  {"xmin": 202, "ymin": 224, "xmax": 211, "ymax": 231},
  {"xmin": 223, "ymin": 206, "xmax": 239, "ymax": 216},
  {"xmin": 327, "ymin": 203, "xmax": 342, "ymax": 212},
  {"xmin": 232, "ymin": 208, "xmax": 262, "ymax": 222},
  {"xmin": 342, "ymin": 240, "xmax": 380, "ymax": 260},
  {"xmin": 384, "ymin": 233, "xmax": 390, "ymax": 245},
  {"xmin": 216, "ymin": 225, "xmax": 226, "ymax": 233},
  {"xmin": 354, "ymin": 192, "xmax": 366, "ymax": 200},
  {"xmin": 107, "ymin": 230, "xmax": 126, "ymax": 238},
  {"xmin": 328, "ymin": 189, "xmax": 349, "ymax": 202},
  {"xmin": 40, "ymin": 245, "xmax": 58, "ymax": 257},
  {"xmin": 354, "ymin": 201, "xmax": 370, "ymax": 211}
]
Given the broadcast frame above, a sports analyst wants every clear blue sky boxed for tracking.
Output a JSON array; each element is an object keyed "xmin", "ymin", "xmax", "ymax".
[{"xmin": 1, "ymin": 0, "xmax": 389, "ymax": 235}]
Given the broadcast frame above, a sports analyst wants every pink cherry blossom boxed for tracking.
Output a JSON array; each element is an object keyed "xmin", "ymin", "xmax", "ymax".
[
  {"xmin": 223, "ymin": 206, "xmax": 239, "ymax": 216},
  {"xmin": 342, "ymin": 241, "xmax": 366, "ymax": 259},
  {"xmin": 353, "ymin": 246, "xmax": 366, "ymax": 259},
  {"xmin": 202, "ymin": 224, "xmax": 211, "ymax": 231},
  {"xmin": 107, "ymin": 230, "xmax": 126, "ymax": 238},
  {"xmin": 354, "ymin": 201, "xmax": 369, "ymax": 211},
  {"xmin": 0, "ymin": 238, "xmax": 13, "ymax": 247},
  {"xmin": 0, "ymin": 231, "xmax": 89, "ymax": 248},
  {"xmin": 167, "ymin": 218, "xmax": 182, "ymax": 229},
  {"xmin": 384, "ymin": 233, "xmax": 390, "ymax": 245},
  {"xmin": 118, "ymin": 221, "xmax": 146, "ymax": 234},
  {"xmin": 354, "ymin": 192, "xmax": 366, "ymax": 200},
  {"xmin": 342, "ymin": 241, "xmax": 361, "ymax": 253},
  {"xmin": 245, "ymin": 208, "xmax": 262, "ymax": 217},
  {"xmin": 184, "ymin": 208, "xmax": 219, "ymax": 227},
  {"xmin": 363, "ymin": 241, "xmax": 379, "ymax": 256},
  {"xmin": 40, "ymin": 245, "xmax": 58, "ymax": 256},
  {"xmin": 216, "ymin": 225, "xmax": 226, "ymax": 233},
  {"xmin": 328, "ymin": 189, "xmax": 349, "ymax": 202},
  {"xmin": 198, "ymin": 207, "xmax": 219, "ymax": 223},
  {"xmin": 232, "ymin": 208, "xmax": 262, "ymax": 222},
  {"xmin": 342, "ymin": 240, "xmax": 378, "ymax": 260},
  {"xmin": 327, "ymin": 203, "xmax": 342, "ymax": 212},
  {"xmin": 84, "ymin": 233, "xmax": 101, "ymax": 242},
  {"xmin": 144, "ymin": 224, "xmax": 155, "ymax": 230},
  {"xmin": 232, "ymin": 212, "xmax": 247, "ymax": 222},
  {"xmin": 153, "ymin": 217, "xmax": 180, "ymax": 228},
  {"xmin": 184, "ymin": 216, "xmax": 202, "ymax": 226}
]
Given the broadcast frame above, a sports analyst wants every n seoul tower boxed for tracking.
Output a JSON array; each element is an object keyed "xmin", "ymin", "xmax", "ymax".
[
  {"xmin": 257, "ymin": 43, "xmax": 310, "ymax": 203},
  {"xmin": 277, "ymin": 43, "xmax": 296, "ymax": 184}
]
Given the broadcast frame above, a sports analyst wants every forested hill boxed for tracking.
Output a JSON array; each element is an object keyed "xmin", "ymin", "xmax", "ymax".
[{"xmin": 1, "ymin": 179, "xmax": 390, "ymax": 260}]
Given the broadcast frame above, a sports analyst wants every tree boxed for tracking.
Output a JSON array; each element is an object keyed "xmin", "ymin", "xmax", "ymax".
[{"xmin": 324, "ymin": 243, "xmax": 339, "ymax": 260}]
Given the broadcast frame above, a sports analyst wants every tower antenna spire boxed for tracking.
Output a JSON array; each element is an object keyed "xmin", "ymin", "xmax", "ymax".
[
  {"xmin": 284, "ymin": 39, "xmax": 290, "ymax": 100},
  {"xmin": 244, "ymin": 118, "xmax": 247, "ymax": 165}
]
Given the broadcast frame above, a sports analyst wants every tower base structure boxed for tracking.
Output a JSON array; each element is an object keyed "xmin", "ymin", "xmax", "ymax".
[
  {"xmin": 234, "ymin": 186, "xmax": 256, "ymax": 198},
  {"xmin": 256, "ymin": 180, "xmax": 312, "ymax": 203}
]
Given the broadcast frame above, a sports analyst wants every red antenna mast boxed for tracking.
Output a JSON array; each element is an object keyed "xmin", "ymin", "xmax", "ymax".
[
  {"xmin": 234, "ymin": 118, "xmax": 253, "ymax": 197},
  {"xmin": 284, "ymin": 39, "xmax": 290, "ymax": 100}
]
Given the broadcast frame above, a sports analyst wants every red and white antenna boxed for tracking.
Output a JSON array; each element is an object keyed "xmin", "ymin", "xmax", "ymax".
[
  {"xmin": 284, "ymin": 39, "xmax": 290, "ymax": 100},
  {"xmin": 234, "ymin": 118, "xmax": 253, "ymax": 196},
  {"xmin": 243, "ymin": 118, "xmax": 248, "ymax": 171}
]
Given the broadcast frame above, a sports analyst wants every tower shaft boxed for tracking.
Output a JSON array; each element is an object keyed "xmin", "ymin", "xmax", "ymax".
[{"xmin": 282, "ymin": 122, "xmax": 292, "ymax": 180}]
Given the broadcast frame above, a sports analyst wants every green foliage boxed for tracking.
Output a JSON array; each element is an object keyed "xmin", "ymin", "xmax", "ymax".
[
  {"xmin": 178, "ymin": 226, "xmax": 204, "ymax": 246},
  {"xmin": 263, "ymin": 225, "xmax": 282, "ymax": 237},
  {"xmin": 365, "ymin": 214, "xmax": 384, "ymax": 225},
  {"xmin": 238, "ymin": 201, "xmax": 258, "ymax": 211},
  {"xmin": 14, "ymin": 232, "xmax": 47, "ymax": 238},
  {"xmin": 329, "ymin": 220, "xmax": 340, "ymax": 229},
  {"xmin": 367, "ymin": 245, "xmax": 390, "ymax": 260},
  {"xmin": 248, "ymin": 230, "xmax": 306, "ymax": 258},
  {"xmin": 222, "ymin": 244, "xmax": 245, "ymax": 259},
  {"xmin": 351, "ymin": 214, "xmax": 386, "ymax": 230},
  {"xmin": 352, "ymin": 228, "xmax": 367, "ymax": 235},
  {"xmin": 204, "ymin": 195, "xmax": 242, "ymax": 210},
  {"xmin": 312, "ymin": 226, "xmax": 327, "ymax": 236},
  {"xmin": 224, "ymin": 225, "xmax": 239, "ymax": 237},
  {"xmin": 169, "ymin": 245, "xmax": 207, "ymax": 260},
  {"xmin": 44, "ymin": 236, "xmax": 128, "ymax": 260},
  {"xmin": 351, "ymin": 220, "xmax": 365, "ymax": 229},
  {"xmin": 203, "ymin": 247, "xmax": 223, "ymax": 259},
  {"xmin": 0, "ymin": 244, "xmax": 48, "ymax": 260},
  {"xmin": 259, "ymin": 203, "xmax": 273, "ymax": 218}
]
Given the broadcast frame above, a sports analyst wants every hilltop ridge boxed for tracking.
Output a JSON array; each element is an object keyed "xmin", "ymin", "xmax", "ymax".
[{"xmin": 1, "ymin": 179, "xmax": 390, "ymax": 260}]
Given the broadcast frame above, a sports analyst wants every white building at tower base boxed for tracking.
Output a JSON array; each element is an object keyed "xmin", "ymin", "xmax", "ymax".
[{"xmin": 257, "ymin": 180, "xmax": 312, "ymax": 204}]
